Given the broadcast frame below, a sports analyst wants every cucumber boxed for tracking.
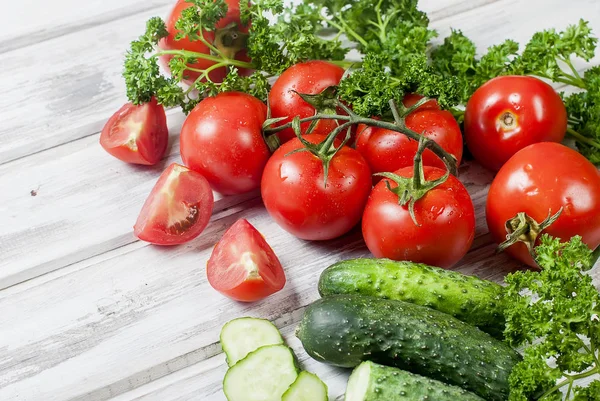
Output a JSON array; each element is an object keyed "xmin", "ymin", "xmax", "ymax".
[
  {"xmin": 223, "ymin": 344, "xmax": 299, "ymax": 401},
  {"xmin": 296, "ymin": 295, "xmax": 520, "ymax": 401},
  {"xmin": 282, "ymin": 371, "xmax": 328, "ymax": 401},
  {"xmin": 318, "ymin": 258, "xmax": 506, "ymax": 338},
  {"xmin": 345, "ymin": 361, "xmax": 485, "ymax": 401},
  {"xmin": 220, "ymin": 317, "xmax": 284, "ymax": 366}
]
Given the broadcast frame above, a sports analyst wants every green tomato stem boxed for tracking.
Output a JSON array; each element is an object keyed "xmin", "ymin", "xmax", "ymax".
[
  {"xmin": 567, "ymin": 127, "xmax": 600, "ymax": 149},
  {"xmin": 154, "ymin": 49, "xmax": 255, "ymax": 70}
]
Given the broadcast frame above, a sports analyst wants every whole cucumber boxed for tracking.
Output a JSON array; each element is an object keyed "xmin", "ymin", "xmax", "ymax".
[
  {"xmin": 296, "ymin": 295, "xmax": 520, "ymax": 401},
  {"xmin": 345, "ymin": 361, "xmax": 485, "ymax": 401},
  {"xmin": 318, "ymin": 258, "xmax": 506, "ymax": 338}
]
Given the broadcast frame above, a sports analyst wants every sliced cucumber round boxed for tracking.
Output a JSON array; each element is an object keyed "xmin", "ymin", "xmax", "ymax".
[
  {"xmin": 345, "ymin": 361, "xmax": 485, "ymax": 401},
  {"xmin": 223, "ymin": 344, "xmax": 298, "ymax": 401},
  {"xmin": 282, "ymin": 371, "xmax": 328, "ymax": 401},
  {"xmin": 220, "ymin": 317, "xmax": 284, "ymax": 366}
]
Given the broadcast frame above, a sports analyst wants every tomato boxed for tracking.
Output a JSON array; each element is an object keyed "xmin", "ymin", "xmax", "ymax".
[
  {"xmin": 362, "ymin": 166, "xmax": 476, "ymax": 268},
  {"xmin": 99, "ymin": 97, "xmax": 168, "ymax": 165},
  {"xmin": 356, "ymin": 110, "xmax": 463, "ymax": 178},
  {"xmin": 401, "ymin": 93, "xmax": 440, "ymax": 111},
  {"xmin": 207, "ymin": 219, "xmax": 286, "ymax": 302},
  {"xmin": 159, "ymin": 0, "xmax": 251, "ymax": 83},
  {"xmin": 268, "ymin": 61, "xmax": 346, "ymax": 143},
  {"xmin": 486, "ymin": 142, "xmax": 600, "ymax": 268},
  {"xmin": 180, "ymin": 92, "xmax": 269, "ymax": 195},
  {"xmin": 261, "ymin": 135, "xmax": 372, "ymax": 241},
  {"xmin": 134, "ymin": 163, "xmax": 214, "ymax": 245},
  {"xmin": 464, "ymin": 75, "xmax": 567, "ymax": 172}
]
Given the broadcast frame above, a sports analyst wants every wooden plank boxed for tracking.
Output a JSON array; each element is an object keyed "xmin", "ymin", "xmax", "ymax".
[{"xmin": 0, "ymin": 160, "xmax": 524, "ymax": 401}]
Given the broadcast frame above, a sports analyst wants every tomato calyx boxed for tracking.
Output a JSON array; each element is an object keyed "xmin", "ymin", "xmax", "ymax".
[
  {"xmin": 286, "ymin": 116, "xmax": 355, "ymax": 187},
  {"xmin": 375, "ymin": 137, "xmax": 450, "ymax": 226},
  {"xmin": 213, "ymin": 23, "xmax": 248, "ymax": 59},
  {"xmin": 498, "ymin": 111, "xmax": 518, "ymax": 131},
  {"xmin": 497, "ymin": 208, "xmax": 563, "ymax": 258}
]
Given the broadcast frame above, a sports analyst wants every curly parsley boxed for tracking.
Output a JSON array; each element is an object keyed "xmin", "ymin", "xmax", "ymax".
[{"xmin": 504, "ymin": 235, "xmax": 600, "ymax": 400}]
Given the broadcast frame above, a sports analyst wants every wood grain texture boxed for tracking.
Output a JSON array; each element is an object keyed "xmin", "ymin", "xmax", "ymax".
[{"xmin": 1, "ymin": 0, "xmax": 600, "ymax": 400}]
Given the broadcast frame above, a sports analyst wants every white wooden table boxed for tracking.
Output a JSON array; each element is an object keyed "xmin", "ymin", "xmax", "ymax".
[{"xmin": 1, "ymin": 1, "xmax": 599, "ymax": 400}]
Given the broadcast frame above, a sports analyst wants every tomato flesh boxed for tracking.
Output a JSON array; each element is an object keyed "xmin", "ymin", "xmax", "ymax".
[
  {"xmin": 207, "ymin": 219, "xmax": 286, "ymax": 302},
  {"xmin": 486, "ymin": 142, "xmax": 600, "ymax": 267},
  {"xmin": 180, "ymin": 92, "xmax": 269, "ymax": 195},
  {"xmin": 268, "ymin": 61, "xmax": 346, "ymax": 143},
  {"xmin": 356, "ymin": 109, "xmax": 463, "ymax": 177},
  {"xmin": 261, "ymin": 135, "xmax": 372, "ymax": 241},
  {"xmin": 159, "ymin": 0, "xmax": 251, "ymax": 84},
  {"xmin": 100, "ymin": 97, "xmax": 168, "ymax": 165},
  {"xmin": 464, "ymin": 75, "xmax": 567, "ymax": 172},
  {"xmin": 134, "ymin": 163, "xmax": 214, "ymax": 245},
  {"xmin": 362, "ymin": 166, "xmax": 476, "ymax": 268}
]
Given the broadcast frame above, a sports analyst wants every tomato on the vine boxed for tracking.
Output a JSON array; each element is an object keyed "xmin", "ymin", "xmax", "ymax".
[
  {"xmin": 362, "ymin": 166, "xmax": 475, "ymax": 268},
  {"xmin": 356, "ymin": 102, "xmax": 462, "ymax": 177},
  {"xmin": 180, "ymin": 92, "xmax": 271, "ymax": 195},
  {"xmin": 268, "ymin": 61, "xmax": 346, "ymax": 143},
  {"xmin": 464, "ymin": 75, "xmax": 567, "ymax": 172},
  {"xmin": 207, "ymin": 219, "xmax": 286, "ymax": 302},
  {"xmin": 159, "ymin": 0, "xmax": 251, "ymax": 83},
  {"xmin": 134, "ymin": 163, "xmax": 214, "ymax": 245},
  {"xmin": 100, "ymin": 97, "xmax": 169, "ymax": 165},
  {"xmin": 261, "ymin": 134, "xmax": 372, "ymax": 241},
  {"xmin": 487, "ymin": 142, "xmax": 600, "ymax": 268}
]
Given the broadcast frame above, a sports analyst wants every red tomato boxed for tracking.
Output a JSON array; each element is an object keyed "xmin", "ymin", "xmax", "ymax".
[
  {"xmin": 464, "ymin": 75, "xmax": 567, "ymax": 172},
  {"xmin": 268, "ymin": 61, "xmax": 346, "ymax": 143},
  {"xmin": 362, "ymin": 166, "xmax": 476, "ymax": 268},
  {"xmin": 99, "ymin": 97, "xmax": 168, "ymax": 165},
  {"xmin": 486, "ymin": 142, "xmax": 600, "ymax": 267},
  {"xmin": 159, "ymin": 0, "xmax": 251, "ymax": 83},
  {"xmin": 356, "ymin": 109, "xmax": 463, "ymax": 177},
  {"xmin": 261, "ymin": 135, "xmax": 372, "ymax": 241},
  {"xmin": 134, "ymin": 163, "xmax": 214, "ymax": 245},
  {"xmin": 402, "ymin": 93, "xmax": 440, "ymax": 111},
  {"xmin": 207, "ymin": 219, "xmax": 286, "ymax": 302},
  {"xmin": 180, "ymin": 92, "xmax": 269, "ymax": 195}
]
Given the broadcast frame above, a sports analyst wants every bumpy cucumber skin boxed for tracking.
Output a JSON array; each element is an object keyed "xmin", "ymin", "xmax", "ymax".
[
  {"xmin": 318, "ymin": 258, "xmax": 506, "ymax": 338},
  {"xmin": 297, "ymin": 295, "xmax": 520, "ymax": 401},
  {"xmin": 350, "ymin": 361, "xmax": 485, "ymax": 401}
]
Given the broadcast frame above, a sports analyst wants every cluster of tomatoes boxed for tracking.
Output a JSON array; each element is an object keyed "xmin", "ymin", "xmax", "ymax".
[{"xmin": 100, "ymin": 1, "xmax": 600, "ymax": 303}]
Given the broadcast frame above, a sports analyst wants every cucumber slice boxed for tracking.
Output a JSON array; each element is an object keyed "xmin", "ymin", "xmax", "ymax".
[
  {"xmin": 220, "ymin": 317, "xmax": 284, "ymax": 366},
  {"xmin": 345, "ymin": 361, "xmax": 485, "ymax": 401},
  {"xmin": 223, "ymin": 344, "xmax": 298, "ymax": 401},
  {"xmin": 282, "ymin": 371, "xmax": 328, "ymax": 401}
]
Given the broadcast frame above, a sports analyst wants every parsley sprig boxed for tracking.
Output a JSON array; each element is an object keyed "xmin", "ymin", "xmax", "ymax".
[
  {"xmin": 429, "ymin": 20, "xmax": 600, "ymax": 163},
  {"xmin": 504, "ymin": 235, "xmax": 600, "ymax": 400}
]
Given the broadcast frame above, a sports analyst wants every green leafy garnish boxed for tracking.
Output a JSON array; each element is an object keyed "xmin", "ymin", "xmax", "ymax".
[{"xmin": 504, "ymin": 235, "xmax": 600, "ymax": 400}]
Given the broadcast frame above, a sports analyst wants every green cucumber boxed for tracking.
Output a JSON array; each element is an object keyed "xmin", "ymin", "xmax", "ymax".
[
  {"xmin": 296, "ymin": 295, "xmax": 520, "ymax": 401},
  {"xmin": 223, "ymin": 344, "xmax": 299, "ymax": 401},
  {"xmin": 282, "ymin": 371, "xmax": 328, "ymax": 401},
  {"xmin": 220, "ymin": 317, "xmax": 284, "ymax": 366},
  {"xmin": 345, "ymin": 361, "xmax": 485, "ymax": 401},
  {"xmin": 318, "ymin": 258, "xmax": 506, "ymax": 338}
]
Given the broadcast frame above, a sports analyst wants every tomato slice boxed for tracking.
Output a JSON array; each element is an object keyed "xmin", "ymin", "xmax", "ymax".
[
  {"xmin": 207, "ymin": 219, "xmax": 286, "ymax": 302},
  {"xmin": 134, "ymin": 163, "xmax": 214, "ymax": 245},
  {"xmin": 100, "ymin": 97, "xmax": 169, "ymax": 165}
]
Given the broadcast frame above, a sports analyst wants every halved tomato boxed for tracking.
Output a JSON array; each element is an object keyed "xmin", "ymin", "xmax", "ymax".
[
  {"xmin": 134, "ymin": 163, "xmax": 214, "ymax": 245},
  {"xmin": 100, "ymin": 97, "xmax": 169, "ymax": 165},
  {"xmin": 207, "ymin": 219, "xmax": 286, "ymax": 302}
]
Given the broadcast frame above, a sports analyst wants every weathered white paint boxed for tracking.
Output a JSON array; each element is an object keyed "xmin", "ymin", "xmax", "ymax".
[{"xmin": 1, "ymin": 0, "xmax": 599, "ymax": 400}]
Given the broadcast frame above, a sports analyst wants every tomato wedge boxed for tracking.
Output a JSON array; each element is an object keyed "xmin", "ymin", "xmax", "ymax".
[
  {"xmin": 207, "ymin": 219, "xmax": 286, "ymax": 302},
  {"xmin": 100, "ymin": 97, "xmax": 169, "ymax": 165},
  {"xmin": 134, "ymin": 163, "xmax": 214, "ymax": 245}
]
